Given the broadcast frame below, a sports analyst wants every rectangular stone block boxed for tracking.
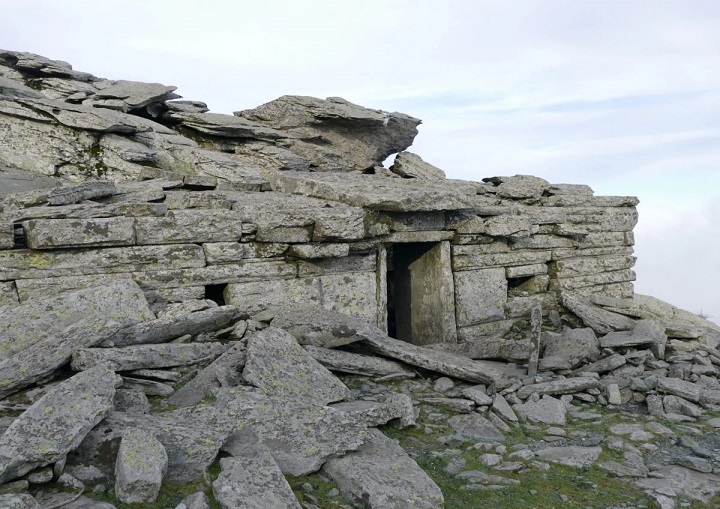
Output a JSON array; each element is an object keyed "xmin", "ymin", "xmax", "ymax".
[
  {"xmin": 565, "ymin": 208, "xmax": 639, "ymax": 232},
  {"xmin": 576, "ymin": 232, "xmax": 628, "ymax": 248},
  {"xmin": 571, "ymin": 282, "xmax": 634, "ymax": 299},
  {"xmin": 509, "ymin": 235, "xmax": 576, "ymax": 250},
  {"xmin": 549, "ymin": 269, "xmax": 636, "ymax": 292},
  {"xmin": 505, "ymin": 294, "xmax": 559, "ymax": 318},
  {"xmin": 453, "ymin": 268, "xmax": 507, "ymax": 326},
  {"xmin": 203, "ymin": 242, "xmax": 289, "ymax": 264},
  {"xmin": 312, "ymin": 208, "xmax": 365, "ymax": 241},
  {"xmin": 6, "ymin": 202, "xmax": 166, "ymax": 221},
  {"xmin": 288, "ymin": 243, "xmax": 350, "ymax": 259},
  {"xmin": 0, "ymin": 244, "xmax": 206, "ymax": 281},
  {"xmin": 135, "ymin": 210, "xmax": 244, "ymax": 244},
  {"xmin": 0, "ymin": 222, "xmax": 13, "ymax": 249},
  {"xmin": 23, "ymin": 217, "xmax": 136, "ymax": 249},
  {"xmin": 0, "ymin": 281, "xmax": 18, "ymax": 306},
  {"xmin": 542, "ymin": 194, "xmax": 639, "ymax": 207},
  {"xmin": 373, "ymin": 211, "xmax": 446, "ymax": 232},
  {"xmin": 551, "ymin": 246, "xmax": 634, "ymax": 260},
  {"xmin": 134, "ymin": 260, "xmax": 297, "ymax": 289},
  {"xmin": 550, "ymin": 255, "xmax": 636, "ymax": 278},
  {"xmin": 163, "ymin": 191, "xmax": 231, "ymax": 210},
  {"xmin": 506, "ymin": 263, "xmax": 548, "ymax": 279},
  {"xmin": 256, "ymin": 225, "xmax": 312, "ymax": 243},
  {"xmin": 297, "ymin": 254, "xmax": 376, "ymax": 276},
  {"xmin": 452, "ymin": 245, "xmax": 551, "ymax": 271},
  {"xmin": 15, "ymin": 273, "xmax": 135, "ymax": 302},
  {"xmin": 385, "ymin": 231, "xmax": 454, "ymax": 243},
  {"xmin": 225, "ymin": 272, "xmax": 378, "ymax": 321}
]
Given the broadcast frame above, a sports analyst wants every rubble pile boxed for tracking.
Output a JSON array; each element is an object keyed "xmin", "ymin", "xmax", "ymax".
[{"xmin": 1, "ymin": 50, "xmax": 720, "ymax": 509}]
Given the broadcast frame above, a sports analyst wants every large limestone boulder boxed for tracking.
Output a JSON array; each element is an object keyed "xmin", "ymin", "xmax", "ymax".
[
  {"xmin": 235, "ymin": 95, "xmax": 421, "ymax": 172},
  {"xmin": 0, "ymin": 364, "xmax": 117, "ymax": 484}
]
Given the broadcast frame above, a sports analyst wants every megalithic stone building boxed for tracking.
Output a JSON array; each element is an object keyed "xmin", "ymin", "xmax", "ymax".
[{"xmin": 0, "ymin": 49, "xmax": 637, "ymax": 349}]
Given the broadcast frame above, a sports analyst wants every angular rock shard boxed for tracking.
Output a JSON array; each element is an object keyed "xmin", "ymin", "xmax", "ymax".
[
  {"xmin": 242, "ymin": 327, "xmax": 351, "ymax": 405},
  {"xmin": 115, "ymin": 428, "xmax": 168, "ymax": 504},
  {"xmin": 0, "ymin": 364, "xmax": 116, "ymax": 484},
  {"xmin": 322, "ymin": 429, "xmax": 444, "ymax": 509}
]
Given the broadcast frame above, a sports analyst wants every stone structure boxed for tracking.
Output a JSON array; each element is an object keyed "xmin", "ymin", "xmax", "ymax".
[{"xmin": 2, "ymin": 50, "xmax": 720, "ymax": 509}]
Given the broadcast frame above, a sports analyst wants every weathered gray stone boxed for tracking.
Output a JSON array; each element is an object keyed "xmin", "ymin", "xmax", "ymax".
[
  {"xmin": 23, "ymin": 217, "xmax": 135, "ymax": 249},
  {"xmin": 236, "ymin": 96, "xmax": 420, "ymax": 172},
  {"xmin": 431, "ymin": 336, "xmax": 529, "ymax": 362},
  {"xmin": 322, "ymin": 429, "xmax": 444, "ymax": 509},
  {"xmin": 168, "ymin": 342, "xmax": 246, "ymax": 407},
  {"xmin": 537, "ymin": 446, "xmax": 601, "ymax": 468},
  {"xmin": 571, "ymin": 353, "xmax": 626, "ymax": 375},
  {"xmin": 540, "ymin": 328, "xmax": 600, "ymax": 370},
  {"xmin": 90, "ymin": 79, "xmax": 178, "ymax": 110},
  {"xmin": 101, "ymin": 306, "xmax": 242, "ymax": 347},
  {"xmin": 265, "ymin": 171, "xmax": 476, "ymax": 212},
  {"xmin": 304, "ymin": 345, "xmax": 414, "ymax": 378},
  {"xmin": 0, "ymin": 365, "xmax": 116, "ymax": 484},
  {"xmin": 225, "ymin": 273, "xmax": 378, "ymax": 322},
  {"xmin": 599, "ymin": 319, "xmax": 667, "ymax": 359},
  {"xmin": 115, "ymin": 428, "xmax": 168, "ymax": 504},
  {"xmin": 113, "ymin": 388, "xmax": 150, "ymax": 415},
  {"xmin": 288, "ymin": 243, "xmax": 349, "ymax": 259},
  {"xmin": 513, "ymin": 395, "xmax": 567, "ymax": 425},
  {"xmin": 0, "ymin": 281, "xmax": 153, "ymax": 398},
  {"xmin": 47, "ymin": 181, "xmax": 117, "ymax": 205},
  {"xmin": 71, "ymin": 343, "xmax": 228, "ymax": 372},
  {"xmin": 517, "ymin": 377, "xmax": 600, "ymax": 399},
  {"xmin": 447, "ymin": 413, "xmax": 506, "ymax": 442},
  {"xmin": 390, "ymin": 151, "xmax": 446, "ymax": 180},
  {"xmin": 0, "ymin": 494, "xmax": 41, "ymax": 509},
  {"xmin": 0, "ymin": 281, "xmax": 18, "ymax": 306},
  {"xmin": 635, "ymin": 465, "xmax": 720, "ymax": 504},
  {"xmin": 656, "ymin": 377, "xmax": 702, "ymax": 403},
  {"xmin": 362, "ymin": 333, "xmax": 504, "ymax": 384},
  {"xmin": 72, "ymin": 407, "xmax": 231, "ymax": 482},
  {"xmin": 453, "ymin": 268, "xmax": 507, "ymax": 326},
  {"xmin": 461, "ymin": 386, "xmax": 493, "ymax": 406},
  {"xmin": 135, "ymin": 210, "xmax": 244, "ymax": 244},
  {"xmin": 331, "ymin": 395, "xmax": 415, "ymax": 429},
  {"xmin": 120, "ymin": 377, "xmax": 175, "ymax": 396},
  {"xmin": 176, "ymin": 492, "xmax": 211, "ymax": 509},
  {"xmin": 492, "ymin": 394, "xmax": 518, "ymax": 423},
  {"xmin": 217, "ymin": 387, "xmax": 368, "ymax": 476},
  {"xmin": 0, "ymin": 243, "xmax": 205, "ymax": 280},
  {"xmin": 0, "ymin": 166, "xmax": 58, "ymax": 195},
  {"xmin": 270, "ymin": 304, "xmax": 373, "ymax": 348},
  {"xmin": 202, "ymin": 241, "xmax": 288, "ymax": 264},
  {"xmin": 243, "ymin": 327, "xmax": 350, "ymax": 405},
  {"xmin": 212, "ymin": 441, "xmax": 301, "ymax": 509},
  {"xmin": 562, "ymin": 293, "xmax": 636, "ymax": 334}
]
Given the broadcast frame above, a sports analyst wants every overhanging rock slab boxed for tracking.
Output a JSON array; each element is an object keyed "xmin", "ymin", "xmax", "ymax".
[{"xmin": 71, "ymin": 342, "xmax": 229, "ymax": 372}]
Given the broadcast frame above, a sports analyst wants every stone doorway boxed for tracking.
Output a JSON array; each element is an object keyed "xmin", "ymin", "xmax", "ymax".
[{"xmin": 386, "ymin": 241, "xmax": 458, "ymax": 345}]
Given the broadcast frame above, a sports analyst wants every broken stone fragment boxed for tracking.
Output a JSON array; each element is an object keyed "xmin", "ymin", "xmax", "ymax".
[
  {"xmin": 216, "ymin": 387, "xmax": 368, "ymax": 476},
  {"xmin": 322, "ymin": 429, "xmax": 444, "ymax": 509},
  {"xmin": 0, "ymin": 364, "xmax": 116, "ymax": 484},
  {"xmin": 0, "ymin": 494, "xmax": 41, "ymax": 509},
  {"xmin": 513, "ymin": 395, "xmax": 567, "ymax": 425},
  {"xmin": 242, "ymin": 327, "xmax": 351, "ymax": 405},
  {"xmin": 540, "ymin": 327, "xmax": 600, "ymax": 371},
  {"xmin": 212, "ymin": 430, "xmax": 302, "ymax": 509},
  {"xmin": 599, "ymin": 319, "xmax": 667, "ymax": 359},
  {"xmin": 168, "ymin": 341, "xmax": 246, "ymax": 407},
  {"xmin": 562, "ymin": 293, "xmax": 636, "ymax": 335},
  {"xmin": 303, "ymin": 345, "xmax": 415, "ymax": 378},
  {"xmin": 270, "ymin": 304, "xmax": 373, "ymax": 348},
  {"xmin": 100, "ymin": 305, "xmax": 243, "ymax": 347},
  {"xmin": 447, "ymin": 413, "xmax": 506, "ymax": 442},
  {"xmin": 46, "ymin": 180, "xmax": 117, "ymax": 205},
  {"xmin": 71, "ymin": 342, "xmax": 229, "ymax": 372},
  {"xmin": 115, "ymin": 428, "xmax": 168, "ymax": 504},
  {"xmin": 389, "ymin": 151, "xmax": 446, "ymax": 180},
  {"xmin": 0, "ymin": 280, "xmax": 153, "ymax": 398}
]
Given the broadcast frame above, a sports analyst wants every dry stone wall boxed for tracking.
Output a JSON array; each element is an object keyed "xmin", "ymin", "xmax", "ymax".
[{"xmin": 0, "ymin": 48, "xmax": 638, "ymax": 343}]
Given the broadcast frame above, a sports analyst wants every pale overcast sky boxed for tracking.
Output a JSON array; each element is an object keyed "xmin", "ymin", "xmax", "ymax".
[{"xmin": 2, "ymin": 0, "xmax": 719, "ymax": 324}]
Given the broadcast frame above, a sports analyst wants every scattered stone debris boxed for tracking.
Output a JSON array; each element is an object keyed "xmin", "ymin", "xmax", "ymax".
[{"xmin": 1, "ymin": 49, "xmax": 720, "ymax": 508}]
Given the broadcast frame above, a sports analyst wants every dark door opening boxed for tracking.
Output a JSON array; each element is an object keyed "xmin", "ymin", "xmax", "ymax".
[{"xmin": 386, "ymin": 241, "xmax": 458, "ymax": 345}]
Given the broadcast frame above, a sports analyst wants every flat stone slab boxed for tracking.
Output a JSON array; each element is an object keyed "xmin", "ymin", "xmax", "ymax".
[
  {"xmin": 330, "ymin": 393, "xmax": 415, "ymax": 429},
  {"xmin": 0, "ymin": 281, "xmax": 153, "ymax": 398},
  {"xmin": 0, "ymin": 364, "xmax": 116, "ymax": 484},
  {"xmin": 217, "ymin": 387, "xmax": 368, "ymax": 476},
  {"xmin": 656, "ymin": 377, "xmax": 702, "ymax": 403},
  {"xmin": 115, "ymin": 428, "xmax": 168, "ymax": 504},
  {"xmin": 362, "ymin": 333, "xmax": 504, "ymax": 385},
  {"xmin": 304, "ymin": 345, "xmax": 414, "ymax": 378},
  {"xmin": 71, "ymin": 342, "xmax": 229, "ymax": 372},
  {"xmin": 562, "ymin": 293, "xmax": 636, "ymax": 335},
  {"xmin": 243, "ymin": 327, "xmax": 351, "ymax": 405},
  {"xmin": 635, "ymin": 465, "xmax": 720, "ymax": 504},
  {"xmin": 447, "ymin": 413, "xmax": 506, "ymax": 442},
  {"xmin": 0, "ymin": 494, "xmax": 41, "ymax": 508},
  {"xmin": 101, "ymin": 305, "xmax": 241, "ymax": 347},
  {"xmin": 536, "ymin": 446, "xmax": 602, "ymax": 468},
  {"xmin": 212, "ymin": 433, "xmax": 302, "ymax": 509},
  {"xmin": 23, "ymin": 217, "xmax": 135, "ymax": 249},
  {"xmin": 513, "ymin": 395, "xmax": 567, "ymax": 425},
  {"xmin": 322, "ymin": 429, "xmax": 444, "ymax": 509},
  {"xmin": 517, "ymin": 377, "xmax": 600, "ymax": 399},
  {"xmin": 270, "ymin": 304, "xmax": 373, "ymax": 348}
]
